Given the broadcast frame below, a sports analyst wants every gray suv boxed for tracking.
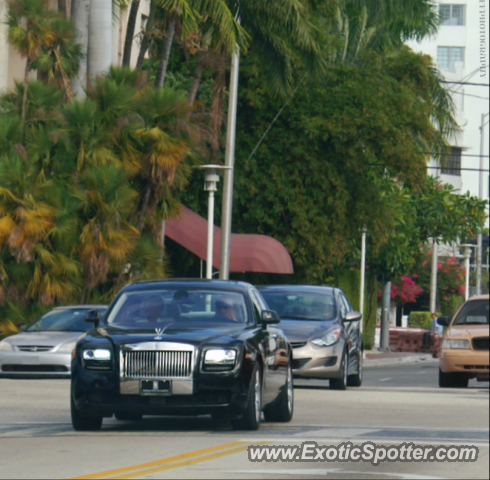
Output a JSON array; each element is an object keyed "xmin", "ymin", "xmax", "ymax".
[{"xmin": 259, "ymin": 285, "xmax": 363, "ymax": 390}]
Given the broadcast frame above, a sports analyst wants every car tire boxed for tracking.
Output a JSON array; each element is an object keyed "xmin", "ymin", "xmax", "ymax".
[
  {"xmin": 115, "ymin": 412, "xmax": 143, "ymax": 421},
  {"xmin": 232, "ymin": 365, "xmax": 262, "ymax": 431},
  {"xmin": 71, "ymin": 395, "xmax": 103, "ymax": 431},
  {"xmin": 330, "ymin": 351, "xmax": 349, "ymax": 391},
  {"xmin": 264, "ymin": 363, "xmax": 294, "ymax": 423},
  {"xmin": 347, "ymin": 352, "xmax": 363, "ymax": 388},
  {"xmin": 439, "ymin": 368, "xmax": 469, "ymax": 389}
]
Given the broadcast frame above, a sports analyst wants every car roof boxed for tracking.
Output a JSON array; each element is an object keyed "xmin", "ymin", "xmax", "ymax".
[
  {"xmin": 121, "ymin": 279, "xmax": 253, "ymax": 293},
  {"xmin": 466, "ymin": 295, "xmax": 490, "ymax": 301},
  {"xmin": 258, "ymin": 285, "xmax": 337, "ymax": 294},
  {"xmin": 53, "ymin": 305, "xmax": 108, "ymax": 310}
]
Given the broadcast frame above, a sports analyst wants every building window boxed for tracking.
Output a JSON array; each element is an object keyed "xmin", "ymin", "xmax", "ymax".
[
  {"xmin": 441, "ymin": 147, "xmax": 462, "ymax": 176},
  {"xmin": 437, "ymin": 47, "xmax": 465, "ymax": 73},
  {"xmin": 440, "ymin": 4, "xmax": 466, "ymax": 26}
]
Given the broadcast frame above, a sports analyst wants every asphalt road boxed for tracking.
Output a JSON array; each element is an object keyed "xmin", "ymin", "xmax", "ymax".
[{"xmin": 0, "ymin": 362, "xmax": 488, "ymax": 480}]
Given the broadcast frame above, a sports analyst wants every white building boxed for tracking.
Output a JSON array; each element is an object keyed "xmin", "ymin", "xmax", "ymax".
[{"xmin": 407, "ymin": 0, "xmax": 490, "ymax": 228}]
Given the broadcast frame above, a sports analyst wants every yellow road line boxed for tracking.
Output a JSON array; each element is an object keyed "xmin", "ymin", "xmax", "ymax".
[
  {"xmin": 70, "ymin": 441, "xmax": 247, "ymax": 480},
  {"xmin": 110, "ymin": 442, "xmax": 269, "ymax": 479}
]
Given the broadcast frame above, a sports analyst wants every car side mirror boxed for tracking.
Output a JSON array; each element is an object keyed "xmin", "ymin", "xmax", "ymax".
[
  {"xmin": 437, "ymin": 316, "xmax": 450, "ymax": 327},
  {"xmin": 19, "ymin": 325, "xmax": 28, "ymax": 332},
  {"xmin": 261, "ymin": 310, "xmax": 281, "ymax": 325},
  {"xmin": 84, "ymin": 310, "xmax": 101, "ymax": 327},
  {"xmin": 345, "ymin": 311, "xmax": 362, "ymax": 322}
]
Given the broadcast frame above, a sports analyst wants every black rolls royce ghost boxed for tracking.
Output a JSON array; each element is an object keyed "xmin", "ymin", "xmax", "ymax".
[{"xmin": 71, "ymin": 280, "xmax": 293, "ymax": 431}]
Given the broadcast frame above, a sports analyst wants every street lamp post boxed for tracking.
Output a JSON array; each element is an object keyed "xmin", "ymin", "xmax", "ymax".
[
  {"xmin": 461, "ymin": 244, "xmax": 476, "ymax": 301},
  {"xmin": 220, "ymin": 48, "xmax": 240, "ymax": 281},
  {"xmin": 200, "ymin": 165, "xmax": 231, "ymax": 279},
  {"xmin": 477, "ymin": 112, "xmax": 490, "ymax": 296},
  {"xmin": 430, "ymin": 238, "xmax": 439, "ymax": 314},
  {"xmin": 359, "ymin": 226, "xmax": 367, "ymax": 336}
]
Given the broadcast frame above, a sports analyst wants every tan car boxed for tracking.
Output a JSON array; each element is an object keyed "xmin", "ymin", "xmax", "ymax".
[{"xmin": 438, "ymin": 295, "xmax": 489, "ymax": 388}]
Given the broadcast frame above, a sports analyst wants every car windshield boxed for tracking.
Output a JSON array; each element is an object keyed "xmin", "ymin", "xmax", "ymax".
[
  {"xmin": 27, "ymin": 308, "xmax": 106, "ymax": 332},
  {"xmin": 453, "ymin": 300, "xmax": 489, "ymax": 326},
  {"xmin": 106, "ymin": 289, "xmax": 249, "ymax": 328},
  {"xmin": 261, "ymin": 291, "xmax": 337, "ymax": 321}
]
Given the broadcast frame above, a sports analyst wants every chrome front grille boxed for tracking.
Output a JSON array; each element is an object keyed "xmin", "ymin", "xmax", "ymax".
[
  {"xmin": 123, "ymin": 351, "xmax": 193, "ymax": 378},
  {"xmin": 17, "ymin": 346, "xmax": 53, "ymax": 352}
]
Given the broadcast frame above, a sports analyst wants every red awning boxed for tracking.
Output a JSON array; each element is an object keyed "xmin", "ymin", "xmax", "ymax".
[{"xmin": 166, "ymin": 206, "xmax": 294, "ymax": 274}]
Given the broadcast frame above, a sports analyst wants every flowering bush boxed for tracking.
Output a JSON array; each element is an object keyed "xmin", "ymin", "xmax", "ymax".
[
  {"xmin": 388, "ymin": 251, "xmax": 466, "ymax": 314},
  {"xmin": 391, "ymin": 276, "xmax": 423, "ymax": 304}
]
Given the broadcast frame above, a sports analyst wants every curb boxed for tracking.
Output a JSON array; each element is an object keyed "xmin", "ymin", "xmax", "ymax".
[{"xmin": 364, "ymin": 354, "xmax": 439, "ymax": 368}]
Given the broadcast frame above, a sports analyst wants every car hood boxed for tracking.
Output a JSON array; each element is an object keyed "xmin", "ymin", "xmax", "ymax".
[
  {"xmin": 5, "ymin": 331, "xmax": 84, "ymax": 347},
  {"xmin": 278, "ymin": 319, "xmax": 338, "ymax": 343},
  {"xmin": 97, "ymin": 324, "xmax": 248, "ymax": 349},
  {"xmin": 446, "ymin": 324, "xmax": 490, "ymax": 338}
]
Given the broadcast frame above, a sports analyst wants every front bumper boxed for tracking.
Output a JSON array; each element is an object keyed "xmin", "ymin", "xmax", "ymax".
[
  {"xmin": 440, "ymin": 349, "xmax": 490, "ymax": 379},
  {"xmin": 0, "ymin": 351, "xmax": 71, "ymax": 378},
  {"xmin": 72, "ymin": 364, "xmax": 253, "ymax": 418},
  {"xmin": 291, "ymin": 343, "xmax": 344, "ymax": 379}
]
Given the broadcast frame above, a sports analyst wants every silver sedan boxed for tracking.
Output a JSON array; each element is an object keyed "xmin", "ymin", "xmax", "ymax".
[
  {"xmin": 259, "ymin": 285, "xmax": 363, "ymax": 390},
  {"xmin": 0, "ymin": 306, "xmax": 107, "ymax": 378}
]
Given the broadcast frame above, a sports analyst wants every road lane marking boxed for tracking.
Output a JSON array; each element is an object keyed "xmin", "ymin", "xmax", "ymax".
[
  {"xmin": 110, "ymin": 442, "xmax": 269, "ymax": 479},
  {"xmin": 69, "ymin": 441, "xmax": 249, "ymax": 479},
  {"xmin": 379, "ymin": 378, "xmax": 392, "ymax": 382}
]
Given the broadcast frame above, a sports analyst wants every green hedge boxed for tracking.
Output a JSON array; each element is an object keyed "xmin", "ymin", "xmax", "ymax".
[
  {"xmin": 440, "ymin": 295, "xmax": 464, "ymax": 320},
  {"xmin": 409, "ymin": 312, "xmax": 440, "ymax": 330},
  {"xmin": 335, "ymin": 269, "xmax": 378, "ymax": 350}
]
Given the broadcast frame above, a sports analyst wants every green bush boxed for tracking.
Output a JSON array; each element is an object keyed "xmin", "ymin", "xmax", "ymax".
[
  {"xmin": 336, "ymin": 269, "xmax": 378, "ymax": 350},
  {"xmin": 440, "ymin": 295, "xmax": 464, "ymax": 320},
  {"xmin": 409, "ymin": 311, "xmax": 436, "ymax": 330}
]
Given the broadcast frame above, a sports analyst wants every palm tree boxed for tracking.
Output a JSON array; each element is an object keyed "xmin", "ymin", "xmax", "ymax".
[
  {"xmin": 122, "ymin": 0, "xmax": 141, "ymax": 66},
  {"xmin": 6, "ymin": 0, "xmax": 56, "ymax": 124},
  {"xmin": 135, "ymin": 0, "xmax": 157, "ymax": 70},
  {"xmin": 74, "ymin": 165, "xmax": 140, "ymax": 302},
  {"xmin": 154, "ymin": 0, "xmax": 247, "ymax": 88},
  {"xmin": 71, "ymin": 0, "xmax": 90, "ymax": 97},
  {"xmin": 31, "ymin": 17, "xmax": 83, "ymax": 102},
  {"xmin": 88, "ymin": 0, "xmax": 113, "ymax": 80}
]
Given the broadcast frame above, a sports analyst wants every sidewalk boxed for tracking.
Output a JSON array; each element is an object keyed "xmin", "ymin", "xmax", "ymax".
[{"xmin": 364, "ymin": 351, "xmax": 439, "ymax": 368}]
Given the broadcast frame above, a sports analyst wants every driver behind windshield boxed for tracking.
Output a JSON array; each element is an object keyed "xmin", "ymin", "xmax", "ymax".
[
  {"xmin": 215, "ymin": 296, "xmax": 239, "ymax": 322},
  {"xmin": 142, "ymin": 295, "xmax": 166, "ymax": 323}
]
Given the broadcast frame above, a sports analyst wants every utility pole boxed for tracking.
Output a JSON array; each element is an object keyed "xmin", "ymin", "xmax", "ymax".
[
  {"xmin": 477, "ymin": 113, "xmax": 489, "ymax": 296},
  {"xmin": 219, "ymin": 48, "xmax": 240, "ymax": 280},
  {"xmin": 462, "ymin": 244, "xmax": 475, "ymax": 300},
  {"xmin": 380, "ymin": 279, "xmax": 391, "ymax": 352},
  {"xmin": 430, "ymin": 239, "xmax": 439, "ymax": 313},
  {"xmin": 359, "ymin": 227, "xmax": 367, "ymax": 335}
]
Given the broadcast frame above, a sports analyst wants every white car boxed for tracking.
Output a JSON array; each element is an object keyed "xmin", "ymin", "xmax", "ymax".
[{"xmin": 0, "ymin": 306, "xmax": 107, "ymax": 378}]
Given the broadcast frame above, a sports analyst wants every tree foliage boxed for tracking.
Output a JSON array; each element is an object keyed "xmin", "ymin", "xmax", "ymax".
[{"xmin": 0, "ymin": 69, "xmax": 200, "ymax": 326}]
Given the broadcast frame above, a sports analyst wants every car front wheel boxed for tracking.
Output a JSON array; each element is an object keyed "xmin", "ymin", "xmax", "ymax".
[
  {"xmin": 232, "ymin": 365, "xmax": 262, "ymax": 431},
  {"xmin": 71, "ymin": 395, "xmax": 103, "ymax": 431},
  {"xmin": 439, "ymin": 368, "xmax": 469, "ymax": 389},
  {"xmin": 330, "ymin": 352, "xmax": 349, "ymax": 391},
  {"xmin": 347, "ymin": 352, "xmax": 363, "ymax": 388}
]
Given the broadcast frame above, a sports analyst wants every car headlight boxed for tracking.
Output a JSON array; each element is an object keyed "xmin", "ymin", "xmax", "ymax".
[
  {"xmin": 311, "ymin": 328, "xmax": 342, "ymax": 347},
  {"xmin": 0, "ymin": 341, "xmax": 13, "ymax": 352},
  {"xmin": 204, "ymin": 349, "xmax": 237, "ymax": 372},
  {"xmin": 442, "ymin": 339, "xmax": 471, "ymax": 350},
  {"xmin": 58, "ymin": 342, "xmax": 76, "ymax": 353},
  {"xmin": 83, "ymin": 349, "xmax": 112, "ymax": 361}
]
